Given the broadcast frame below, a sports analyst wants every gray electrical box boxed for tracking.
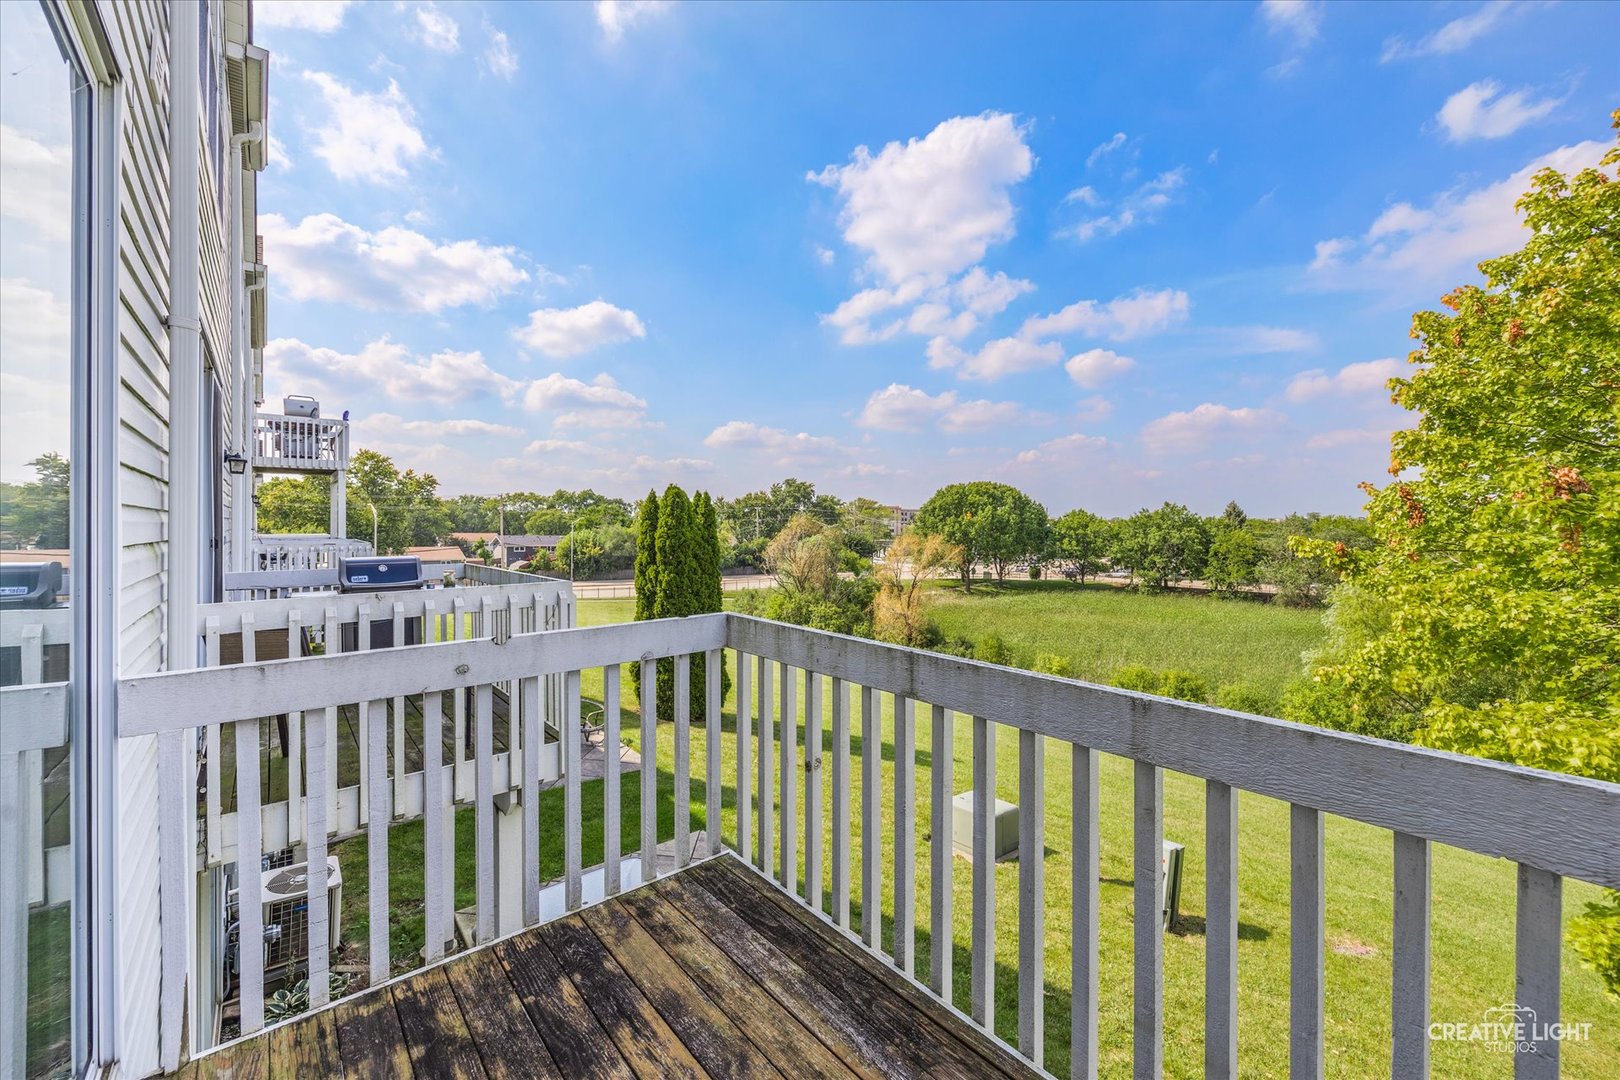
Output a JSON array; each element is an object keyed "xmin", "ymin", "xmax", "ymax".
[
  {"xmin": 951, "ymin": 790, "xmax": 1019, "ymax": 861},
  {"xmin": 1160, "ymin": 840, "xmax": 1185, "ymax": 931}
]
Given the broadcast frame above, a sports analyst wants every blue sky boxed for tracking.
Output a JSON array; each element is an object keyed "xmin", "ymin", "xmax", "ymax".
[{"xmin": 251, "ymin": 0, "xmax": 1619, "ymax": 516}]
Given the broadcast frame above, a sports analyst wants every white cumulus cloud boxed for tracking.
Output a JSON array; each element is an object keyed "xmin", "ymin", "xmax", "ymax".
[
  {"xmin": 856, "ymin": 384, "xmax": 956, "ymax": 432},
  {"xmin": 260, "ymin": 212, "xmax": 529, "ymax": 312},
  {"xmin": 256, "ymin": 0, "xmax": 353, "ymax": 32},
  {"xmin": 354, "ymin": 413, "xmax": 520, "ymax": 439},
  {"xmin": 484, "ymin": 27, "xmax": 519, "ymax": 79},
  {"xmin": 514, "ymin": 301, "xmax": 647, "ymax": 359},
  {"xmin": 1308, "ymin": 140, "xmax": 1610, "ymax": 287},
  {"xmin": 703, "ymin": 422, "xmax": 847, "ymax": 464},
  {"xmin": 810, "ymin": 112, "xmax": 1033, "ymax": 286},
  {"xmin": 927, "ymin": 336, "xmax": 1065, "ymax": 381},
  {"xmin": 265, "ymin": 337, "xmax": 521, "ymax": 405},
  {"xmin": 1014, "ymin": 432, "xmax": 1109, "ymax": 465},
  {"xmin": 303, "ymin": 73, "xmax": 432, "ymax": 183},
  {"xmin": 1437, "ymin": 80, "xmax": 1562, "ymax": 142},
  {"xmin": 1285, "ymin": 358, "xmax": 1402, "ymax": 402},
  {"xmin": 412, "ymin": 3, "xmax": 461, "ymax": 51},
  {"xmin": 522, "ymin": 372, "xmax": 651, "ymax": 428},
  {"xmin": 1065, "ymin": 348, "xmax": 1134, "ymax": 389},
  {"xmin": 1140, "ymin": 403, "xmax": 1281, "ymax": 452},
  {"xmin": 1020, "ymin": 288, "xmax": 1190, "ymax": 342},
  {"xmin": 1381, "ymin": 2, "xmax": 1521, "ymax": 63},
  {"xmin": 1065, "ymin": 167, "xmax": 1187, "ymax": 244},
  {"xmin": 595, "ymin": 0, "xmax": 671, "ymax": 43}
]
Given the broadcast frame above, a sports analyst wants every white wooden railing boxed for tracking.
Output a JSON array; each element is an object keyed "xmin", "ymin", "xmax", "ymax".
[
  {"xmin": 192, "ymin": 579, "xmax": 575, "ymax": 867},
  {"xmin": 251, "ymin": 412, "xmax": 348, "ymax": 472},
  {"xmin": 114, "ymin": 614, "xmax": 1618, "ymax": 1078},
  {"xmin": 248, "ymin": 534, "xmax": 372, "ymax": 572}
]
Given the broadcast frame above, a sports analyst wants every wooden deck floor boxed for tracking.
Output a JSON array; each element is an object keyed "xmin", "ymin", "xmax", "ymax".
[{"xmin": 177, "ymin": 855, "xmax": 1041, "ymax": 1080}]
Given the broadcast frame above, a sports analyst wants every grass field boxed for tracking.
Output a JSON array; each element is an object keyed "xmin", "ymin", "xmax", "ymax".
[
  {"xmin": 927, "ymin": 579, "xmax": 1328, "ymax": 705},
  {"xmin": 327, "ymin": 592, "xmax": 1616, "ymax": 1076}
]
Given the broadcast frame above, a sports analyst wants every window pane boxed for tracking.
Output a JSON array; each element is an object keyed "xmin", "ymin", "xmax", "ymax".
[{"xmin": 0, "ymin": 2, "xmax": 79, "ymax": 1076}]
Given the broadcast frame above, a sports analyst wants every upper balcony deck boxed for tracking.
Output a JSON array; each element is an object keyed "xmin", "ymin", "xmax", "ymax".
[
  {"xmin": 252, "ymin": 412, "xmax": 349, "ymax": 474},
  {"xmin": 15, "ymin": 612, "xmax": 1620, "ymax": 1075}
]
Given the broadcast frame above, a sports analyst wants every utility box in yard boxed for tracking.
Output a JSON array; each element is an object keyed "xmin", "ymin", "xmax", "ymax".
[{"xmin": 951, "ymin": 790, "xmax": 1019, "ymax": 861}]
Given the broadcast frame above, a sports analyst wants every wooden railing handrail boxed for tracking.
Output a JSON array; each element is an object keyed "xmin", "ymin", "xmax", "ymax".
[{"xmin": 725, "ymin": 615, "xmax": 1620, "ymax": 889}]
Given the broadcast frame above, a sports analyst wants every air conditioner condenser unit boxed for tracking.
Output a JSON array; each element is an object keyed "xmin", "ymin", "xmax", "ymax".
[{"xmin": 259, "ymin": 855, "xmax": 342, "ymax": 975}]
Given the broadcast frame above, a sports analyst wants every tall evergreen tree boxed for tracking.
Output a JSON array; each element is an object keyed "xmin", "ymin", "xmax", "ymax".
[{"xmin": 633, "ymin": 490, "xmax": 659, "ymax": 622}]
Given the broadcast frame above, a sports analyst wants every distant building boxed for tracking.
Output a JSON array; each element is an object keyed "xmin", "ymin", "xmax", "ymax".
[
  {"xmin": 889, "ymin": 506, "xmax": 920, "ymax": 536},
  {"xmin": 495, "ymin": 534, "xmax": 565, "ymax": 567}
]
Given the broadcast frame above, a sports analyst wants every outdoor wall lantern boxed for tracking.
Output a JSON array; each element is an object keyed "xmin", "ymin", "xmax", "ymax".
[{"xmin": 224, "ymin": 450, "xmax": 249, "ymax": 475}]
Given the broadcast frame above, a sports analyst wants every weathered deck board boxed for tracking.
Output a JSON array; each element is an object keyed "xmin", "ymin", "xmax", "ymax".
[
  {"xmin": 495, "ymin": 933, "xmax": 635, "ymax": 1080},
  {"xmin": 332, "ymin": 988, "xmax": 412, "ymax": 1079},
  {"xmin": 390, "ymin": 967, "xmax": 487, "ymax": 1080},
  {"xmin": 616, "ymin": 888, "xmax": 868, "ymax": 1080},
  {"xmin": 539, "ymin": 916, "xmax": 709, "ymax": 1080},
  {"xmin": 442, "ymin": 948, "xmax": 564, "ymax": 1080},
  {"xmin": 692, "ymin": 858, "xmax": 1042, "ymax": 1080},
  {"xmin": 174, "ymin": 854, "xmax": 1038, "ymax": 1080}
]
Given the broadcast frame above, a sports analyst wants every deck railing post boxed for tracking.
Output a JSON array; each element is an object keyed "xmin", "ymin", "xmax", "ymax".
[{"xmin": 1134, "ymin": 761, "xmax": 1163, "ymax": 1076}]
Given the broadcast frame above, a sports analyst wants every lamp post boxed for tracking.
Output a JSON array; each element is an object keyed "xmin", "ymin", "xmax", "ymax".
[{"xmin": 370, "ymin": 503, "xmax": 378, "ymax": 552}]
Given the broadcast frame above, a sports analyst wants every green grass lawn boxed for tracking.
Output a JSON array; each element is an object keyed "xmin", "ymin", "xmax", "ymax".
[
  {"xmin": 927, "ymin": 579, "xmax": 1327, "ymax": 705},
  {"xmin": 325, "ymin": 592, "xmax": 1616, "ymax": 1077}
]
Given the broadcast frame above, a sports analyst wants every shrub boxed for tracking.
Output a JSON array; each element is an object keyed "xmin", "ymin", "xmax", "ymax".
[
  {"xmin": 1159, "ymin": 670, "xmax": 1211, "ymax": 703},
  {"xmin": 975, "ymin": 633, "xmax": 1011, "ymax": 665},
  {"xmin": 1113, "ymin": 665, "xmax": 1161, "ymax": 694},
  {"xmin": 1215, "ymin": 682, "xmax": 1277, "ymax": 716},
  {"xmin": 1028, "ymin": 565, "xmax": 1042, "ymax": 580},
  {"xmin": 1032, "ymin": 653, "xmax": 1073, "ymax": 677},
  {"xmin": 939, "ymin": 635, "xmax": 976, "ymax": 658}
]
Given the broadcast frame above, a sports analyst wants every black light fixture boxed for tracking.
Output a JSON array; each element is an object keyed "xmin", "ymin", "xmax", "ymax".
[{"xmin": 224, "ymin": 450, "xmax": 248, "ymax": 476}]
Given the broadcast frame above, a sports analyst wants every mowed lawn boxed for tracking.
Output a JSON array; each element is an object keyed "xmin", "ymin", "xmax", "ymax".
[
  {"xmin": 329, "ymin": 594, "xmax": 1615, "ymax": 1077},
  {"xmin": 926, "ymin": 579, "xmax": 1328, "ymax": 703}
]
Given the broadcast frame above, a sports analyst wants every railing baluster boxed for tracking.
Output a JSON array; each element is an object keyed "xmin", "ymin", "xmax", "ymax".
[
  {"xmin": 367, "ymin": 697, "xmax": 390, "ymax": 983},
  {"xmin": 759, "ymin": 656, "xmax": 775, "ymax": 879},
  {"xmin": 1072, "ymin": 745, "xmax": 1100, "ymax": 1080},
  {"xmin": 1135, "ymin": 761, "xmax": 1163, "ymax": 1076},
  {"xmin": 705, "ymin": 648, "xmax": 723, "ymax": 859},
  {"xmin": 236, "ymin": 716, "xmax": 265, "ymax": 1032},
  {"xmin": 565, "ymin": 670, "xmax": 584, "ymax": 909},
  {"xmin": 451, "ymin": 598, "xmax": 467, "ymax": 800},
  {"xmin": 832, "ymin": 677, "xmax": 851, "ymax": 930},
  {"xmin": 604, "ymin": 664, "xmax": 622, "ymax": 895},
  {"xmin": 422, "ymin": 691, "xmax": 447, "ymax": 963},
  {"xmin": 1391, "ymin": 831, "xmax": 1429, "ymax": 1077},
  {"xmin": 640, "ymin": 659, "xmax": 658, "ymax": 883},
  {"xmin": 675, "ymin": 655, "xmax": 692, "ymax": 866},
  {"xmin": 779, "ymin": 661, "xmax": 797, "ymax": 892},
  {"xmin": 356, "ymin": 606, "xmax": 372, "ymax": 826},
  {"xmin": 736, "ymin": 651, "xmax": 753, "ymax": 867},
  {"xmin": 392, "ymin": 601, "xmax": 406, "ymax": 811},
  {"xmin": 304, "ymin": 707, "xmax": 331, "ymax": 1007},
  {"xmin": 287, "ymin": 609, "xmax": 303, "ymax": 844},
  {"xmin": 805, "ymin": 671, "xmax": 823, "ymax": 909},
  {"xmin": 1206, "ymin": 780, "xmax": 1239, "ymax": 1079},
  {"xmin": 1290, "ymin": 803, "xmax": 1324, "ymax": 1080},
  {"xmin": 204, "ymin": 618, "xmax": 222, "ymax": 864},
  {"xmin": 971, "ymin": 714, "xmax": 995, "ymax": 1027},
  {"xmin": 474, "ymin": 683, "xmax": 495, "ymax": 942},
  {"xmin": 1515, "ymin": 864, "xmax": 1562, "ymax": 1078},
  {"xmin": 1018, "ymin": 728, "xmax": 1044, "ymax": 1065},
  {"xmin": 929, "ymin": 704, "xmax": 952, "ymax": 998},
  {"xmin": 862, "ymin": 685, "xmax": 881, "ymax": 949},
  {"xmin": 894, "ymin": 695, "xmax": 916, "ymax": 975},
  {"xmin": 521, "ymin": 676, "xmax": 542, "ymax": 924},
  {"xmin": 323, "ymin": 607, "xmax": 340, "ymax": 836}
]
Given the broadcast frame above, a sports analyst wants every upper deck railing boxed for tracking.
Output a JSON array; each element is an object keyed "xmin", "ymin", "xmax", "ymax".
[
  {"xmin": 107, "ymin": 613, "xmax": 1618, "ymax": 1077},
  {"xmin": 251, "ymin": 412, "xmax": 348, "ymax": 473}
]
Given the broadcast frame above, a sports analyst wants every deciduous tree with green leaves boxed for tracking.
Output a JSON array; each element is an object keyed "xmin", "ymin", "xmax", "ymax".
[
  {"xmin": 1052, "ymin": 508, "xmax": 1111, "ymax": 583},
  {"xmin": 914, "ymin": 481, "xmax": 1051, "ymax": 588},
  {"xmin": 1294, "ymin": 115, "xmax": 1619, "ymax": 996}
]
